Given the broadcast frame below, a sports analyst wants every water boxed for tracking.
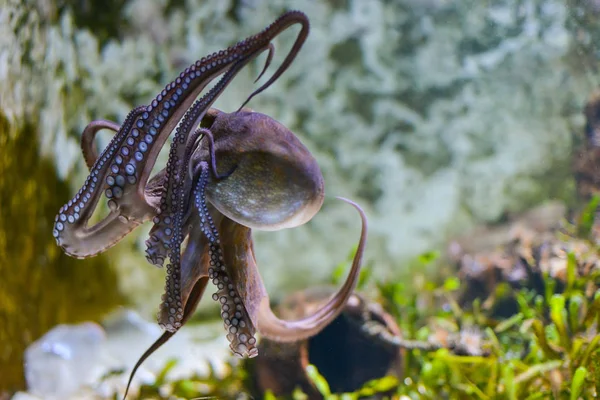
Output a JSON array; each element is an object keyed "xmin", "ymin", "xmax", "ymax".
[{"xmin": 2, "ymin": 0, "xmax": 600, "ymax": 398}]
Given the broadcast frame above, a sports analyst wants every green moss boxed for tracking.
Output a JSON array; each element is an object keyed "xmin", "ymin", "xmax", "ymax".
[{"xmin": 0, "ymin": 111, "xmax": 123, "ymax": 392}]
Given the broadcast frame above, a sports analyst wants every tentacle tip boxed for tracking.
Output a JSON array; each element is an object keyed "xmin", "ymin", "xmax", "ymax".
[
  {"xmin": 157, "ymin": 308, "xmax": 183, "ymax": 333},
  {"xmin": 231, "ymin": 350, "xmax": 244, "ymax": 358},
  {"xmin": 214, "ymin": 164, "xmax": 238, "ymax": 180},
  {"xmin": 145, "ymin": 253, "xmax": 164, "ymax": 267},
  {"xmin": 229, "ymin": 342, "xmax": 259, "ymax": 358},
  {"xmin": 158, "ymin": 321, "xmax": 179, "ymax": 333},
  {"xmin": 145, "ymin": 241, "xmax": 166, "ymax": 267}
]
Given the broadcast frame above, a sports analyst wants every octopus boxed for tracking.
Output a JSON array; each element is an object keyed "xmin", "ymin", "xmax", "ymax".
[{"xmin": 52, "ymin": 10, "xmax": 367, "ymax": 396}]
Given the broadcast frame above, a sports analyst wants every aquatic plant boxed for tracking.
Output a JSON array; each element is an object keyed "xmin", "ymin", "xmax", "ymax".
[{"xmin": 119, "ymin": 198, "xmax": 600, "ymax": 399}]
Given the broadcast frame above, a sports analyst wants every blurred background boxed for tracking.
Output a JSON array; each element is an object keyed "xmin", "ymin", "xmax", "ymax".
[{"xmin": 2, "ymin": 0, "xmax": 600, "ymax": 398}]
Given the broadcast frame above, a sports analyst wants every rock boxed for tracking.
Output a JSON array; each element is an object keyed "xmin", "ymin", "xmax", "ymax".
[
  {"xmin": 101, "ymin": 308, "xmax": 228, "ymax": 376},
  {"xmin": 24, "ymin": 322, "xmax": 106, "ymax": 399},
  {"xmin": 451, "ymin": 206, "xmax": 600, "ymax": 317},
  {"xmin": 10, "ymin": 393, "xmax": 41, "ymax": 400},
  {"xmin": 20, "ymin": 311, "xmax": 231, "ymax": 399}
]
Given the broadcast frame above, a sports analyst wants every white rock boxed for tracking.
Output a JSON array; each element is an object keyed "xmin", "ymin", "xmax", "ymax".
[
  {"xmin": 20, "ymin": 310, "xmax": 232, "ymax": 399},
  {"xmin": 24, "ymin": 322, "xmax": 106, "ymax": 399},
  {"xmin": 10, "ymin": 392, "xmax": 42, "ymax": 400}
]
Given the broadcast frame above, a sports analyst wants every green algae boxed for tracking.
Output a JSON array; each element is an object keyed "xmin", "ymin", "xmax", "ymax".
[{"xmin": 0, "ymin": 112, "xmax": 124, "ymax": 393}]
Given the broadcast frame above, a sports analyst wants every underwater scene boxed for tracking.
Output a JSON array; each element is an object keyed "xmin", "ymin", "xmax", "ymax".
[{"xmin": 3, "ymin": 0, "xmax": 600, "ymax": 398}]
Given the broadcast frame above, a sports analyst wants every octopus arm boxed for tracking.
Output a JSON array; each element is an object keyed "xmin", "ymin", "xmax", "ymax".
[{"xmin": 255, "ymin": 197, "xmax": 367, "ymax": 342}]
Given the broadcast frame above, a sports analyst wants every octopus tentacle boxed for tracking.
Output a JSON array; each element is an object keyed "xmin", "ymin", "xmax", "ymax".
[
  {"xmin": 194, "ymin": 162, "xmax": 258, "ymax": 357},
  {"xmin": 253, "ymin": 43, "xmax": 275, "ymax": 84},
  {"xmin": 145, "ymin": 128, "xmax": 202, "ymax": 267},
  {"xmin": 80, "ymin": 106, "xmax": 146, "ymax": 170},
  {"xmin": 239, "ymin": 11, "xmax": 310, "ymax": 110},
  {"xmin": 154, "ymin": 128, "xmax": 203, "ymax": 330},
  {"xmin": 198, "ymin": 128, "xmax": 236, "ymax": 179},
  {"xmin": 255, "ymin": 197, "xmax": 367, "ymax": 341},
  {"xmin": 55, "ymin": 10, "xmax": 309, "ymax": 259},
  {"xmin": 122, "ymin": 275, "xmax": 210, "ymax": 400},
  {"xmin": 152, "ymin": 11, "xmax": 310, "ymax": 329},
  {"xmin": 80, "ymin": 120, "xmax": 120, "ymax": 170},
  {"xmin": 146, "ymin": 10, "xmax": 309, "ymax": 269},
  {"xmin": 53, "ymin": 107, "xmax": 157, "ymax": 258},
  {"xmin": 216, "ymin": 197, "xmax": 366, "ymax": 343}
]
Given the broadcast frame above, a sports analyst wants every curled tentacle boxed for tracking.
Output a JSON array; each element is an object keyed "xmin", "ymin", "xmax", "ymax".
[
  {"xmin": 239, "ymin": 11, "xmax": 310, "ymax": 109},
  {"xmin": 198, "ymin": 128, "xmax": 237, "ymax": 179},
  {"xmin": 55, "ymin": 11, "xmax": 310, "ymax": 260},
  {"xmin": 53, "ymin": 107, "xmax": 158, "ymax": 258},
  {"xmin": 253, "ymin": 43, "xmax": 275, "ymax": 84},
  {"xmin": 257, "ymin": 197, "xmax": 367, "ymax": 341},
  {"xmin": 80, "ymin": 106, "xmax": 146, "ymax": 170},
  {"xmin": 216, "ymin": 197, "xmax": 367, "ymax": 343},
  {"xmin": 80, "ymin": 119, "xmax": 121, "ymax": 170}
]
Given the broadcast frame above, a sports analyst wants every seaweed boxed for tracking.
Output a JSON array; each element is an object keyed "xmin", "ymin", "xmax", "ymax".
[{"xmin": 121, "ymin": 196, "xmax": 600, "ymax": 399}]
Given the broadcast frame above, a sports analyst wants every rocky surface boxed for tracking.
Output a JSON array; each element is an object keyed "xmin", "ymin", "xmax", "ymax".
[{"xmin": 17, "ymin": 310, "xmax": 229, "ymax": 399}]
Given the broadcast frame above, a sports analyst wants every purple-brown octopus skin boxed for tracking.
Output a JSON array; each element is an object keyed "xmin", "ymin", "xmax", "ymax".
[
  {"xmin": 50, "ymin": 11, "xmax": 368, "ymax": 399},
  {"xmin": 53, "ymin": 10, "xmax": 309, "ymax": 259},
  {"xmin": 121, "ymin": 109, "xmax": 368, "ymax": 397}
]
